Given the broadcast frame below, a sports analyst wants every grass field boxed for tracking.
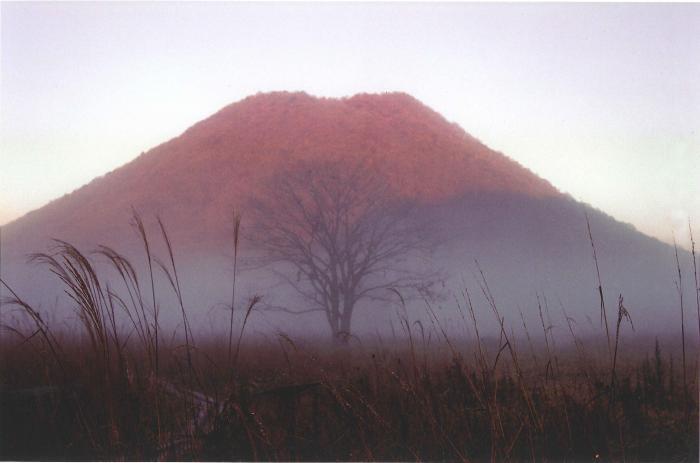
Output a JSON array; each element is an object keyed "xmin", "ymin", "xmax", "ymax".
[
  {"xmin": 0, "ymin": 222, "xmax": 698, "ymax": 461},
  {"xmin": 1, "ymin": 332, "xmax": 697, "ymax": 461}
]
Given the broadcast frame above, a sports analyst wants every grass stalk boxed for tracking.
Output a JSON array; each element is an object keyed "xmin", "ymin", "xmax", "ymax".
[
  {"xmin": 586, "ymin": 212, "xmax": 612, "ymax": 363},
  {"xmin": 609, "ymin": 294, "xmax": 633, "ymax": 413},
  {"xmin": 689, "ymin": 223, "xmax": 699, "ymax": 352},
  {"xmin": 673, "ymin": 236, "xmax": 688, "ymax": 410},
  {"xmin": 228, "ymin": 212, "xmax": 241, "ymax": 370}
]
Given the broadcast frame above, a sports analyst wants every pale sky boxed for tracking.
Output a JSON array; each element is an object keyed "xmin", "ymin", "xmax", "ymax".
[{"xmin": 1, "ymin": 2, "xmax": 698, "ymax": 247}]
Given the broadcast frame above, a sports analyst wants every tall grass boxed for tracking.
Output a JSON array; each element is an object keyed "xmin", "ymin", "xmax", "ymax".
[
  {"xmin": 609, "ymin": 295, "xmax": 634, "ymax": 413},
  {"xmin": 586, "ymin": 212, "xmax": 612, "ymax": 362},
  {"xmin": 0, "ymin": 215, "xmax": 698, "ymax": 461},
  {"xmin": 228, "ymin": 211, "xmax": 241, "ymax": 369},
  {"xmin": 674, "ymin": 237, "xmax": 689, "ymax": 416},
  {"xmin": 690, "ymin": 223, "xmax": 700, "ymax": 350}
]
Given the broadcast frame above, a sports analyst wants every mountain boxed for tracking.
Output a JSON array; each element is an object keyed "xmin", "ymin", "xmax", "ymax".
[
  {"xmin": 1, "ymin": 92, "xmax": 693, "ymax": 336},
  {"xmin": 2, "ymin": 92, "xmax": 558, "ymax": 256}
]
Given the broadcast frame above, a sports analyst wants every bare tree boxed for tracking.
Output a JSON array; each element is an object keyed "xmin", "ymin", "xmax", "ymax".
[{"xmin": 250, "ymin": 159, "xmax": 436, "ymax": 343}]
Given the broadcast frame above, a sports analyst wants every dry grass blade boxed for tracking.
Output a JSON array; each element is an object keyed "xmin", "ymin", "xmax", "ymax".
[
  {"xmin": 131, "ymin": 208, "xmax": 159, "ymax": 376},
  {"xmin": 673, "ymin": 236, "xmax": 688, "ymax": 411},
  {"xmin": 688, "ymin": 222, "xmax": 699, "ymax": 354},
  {"xmin": 97, "ymin": 244, "xmax": 154, "ymax": 367},
  {"xmin": 156, "ymin": 217, "xmax": 196, "ymax": 376},
  {"xmin": 0, "ymin": 278, "xmax": 65, "ymax": 374},
  {"xmin": 232, "ymin": 294, "xmax": 262, "ymax": 370},
  {"xmin": 30, "ymin": 241, "xmax": 112, "ymax": 365},
  {"xmin": 609, "ymin": 294, "xmax": 634, "ymax": 414},
  {"xmin": 586, "ymin": 212, "xmax": 612, "ymax": 363},
  {"xmin": 228, "ymin": 211, "xmax": 242, "ymax": 368}
]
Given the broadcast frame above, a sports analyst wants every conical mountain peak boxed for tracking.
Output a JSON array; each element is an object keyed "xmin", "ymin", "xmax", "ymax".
[{"xmin": 4, "ymin": 91, "xmax": 560, "ymax": 253}]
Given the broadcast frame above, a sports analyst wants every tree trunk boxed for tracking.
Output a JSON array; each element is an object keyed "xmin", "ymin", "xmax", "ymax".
[
  {"xmin": 332, "ymin": 331, "xmax": 349, "ymax": 346},
  {"xmin": 333, "ymin": 304, "xmax": 354, "ymax": 345}
]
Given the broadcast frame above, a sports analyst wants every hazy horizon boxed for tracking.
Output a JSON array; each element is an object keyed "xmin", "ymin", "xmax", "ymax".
[{"xmin": 1, "ymin": 2, "xmax": 698, "ymax": 247}]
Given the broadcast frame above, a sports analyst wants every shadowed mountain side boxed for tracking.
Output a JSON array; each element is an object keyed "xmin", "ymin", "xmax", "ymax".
[{"xmin": 423, "ymin": 192, "xmax": 691, "ymax": 335}]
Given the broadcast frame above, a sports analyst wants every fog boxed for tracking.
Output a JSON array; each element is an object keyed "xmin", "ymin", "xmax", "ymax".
[{"xmin": 2, "ymin": 192, "xmax": 696, "ymax": 351}]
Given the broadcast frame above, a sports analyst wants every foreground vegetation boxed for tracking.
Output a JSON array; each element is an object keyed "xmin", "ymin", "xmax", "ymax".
[
  {"xmin": 1, "ymin": 216, "xmax": 698, "ymax": 461},
  {"xmin": 1, "ymin": 333, "xmax": 697, "ymax": 461}
]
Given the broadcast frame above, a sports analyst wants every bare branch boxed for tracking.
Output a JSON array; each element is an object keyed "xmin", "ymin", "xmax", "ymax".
[{"xmin": 248, "ymin": 158, "xmax": 438, "ymax": 342}]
